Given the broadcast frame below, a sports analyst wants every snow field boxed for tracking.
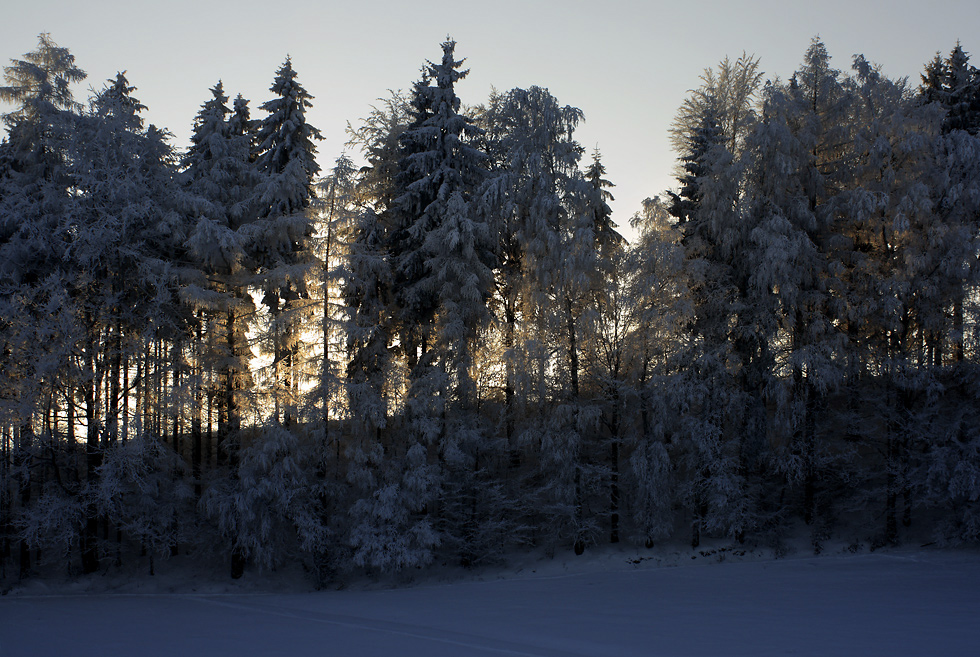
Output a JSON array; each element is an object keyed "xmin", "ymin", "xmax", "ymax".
[{"xmin": 2, "ymin": 547, "xmax": 978, "ymax": 656}]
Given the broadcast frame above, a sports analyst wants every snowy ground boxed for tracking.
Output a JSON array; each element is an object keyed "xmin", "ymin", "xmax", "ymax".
[{"xmin": 2, "ymin": 544, "xmax": 978, "ymax": 656}]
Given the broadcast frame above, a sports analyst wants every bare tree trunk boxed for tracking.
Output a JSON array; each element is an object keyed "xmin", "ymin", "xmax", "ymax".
[
  {"xmin": 192, "ymin": 313, "xmax": 203, "ymax": 498},
  {"xmin": 81, "ymin": 321, "xmax": 101, "ymax": 575},
  {"xmin": 504, "ymin": 300, "xmax": 518, "ymax": 469},
  {"xmin": 953, "ymin": 298, "xmax": 964, "ymax": 363},
  {"xmin": 122, "ymin": 352, "xmax": 130, "ymax": 443},
  {"xmin": 17, "ymin": 422, "xmax": 33, "ymax": 578},
  {"xmin": 608, "ymin": 348, "xmax": 622, "ymax": 545},
  {"xmin": 566, "ymin": 296, "xmax": 579, "ymax": 399},
  {"xmin": 108, "ymin": 321, "xmax": 122, "ymax": 446}
]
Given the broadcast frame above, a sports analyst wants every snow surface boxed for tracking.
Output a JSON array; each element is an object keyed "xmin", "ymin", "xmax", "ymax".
[{"xmin": 2, "ymin": 545, "xmax": 978, "ymax": 656}]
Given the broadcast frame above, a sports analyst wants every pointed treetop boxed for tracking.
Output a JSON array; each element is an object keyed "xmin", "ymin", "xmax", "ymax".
[
  {"xmin": 428, "ymin": 37, "xmax": 469, "ymax": 98},
  {"xmin": 918, "ymin": 41, "xmax": 980, "ymax": 134},
  {"xmin": 584, "ymin": 147, "xmax": 624, "ymax": 256},
  {"xmin": 229, "ymin": 93, "xmax": 254, "ymax": 139},
  {"xmin": 94, "ymin": 71, "xmax": 147, "ymax": 129},
  {"xmin": 797, "ymin": 37, "xmax": 839, "ymax": 97},
  {"xmin": 255, "ymin": 56, "xmax": 322, "ymax": 176},
  {"xmin": 253, "ymin": 58, "xmax": 323, "ymax": 218},
  {"xmin": 586, "ymin": 147, "xmax": 615, "ymax": 202},
  {"xmin": 182, "ymin": 81, "xmax": 232, "ymax": 171},
  {"xmin": 1, "ymin": 33, "xmax": 87, "ymax": 125}
]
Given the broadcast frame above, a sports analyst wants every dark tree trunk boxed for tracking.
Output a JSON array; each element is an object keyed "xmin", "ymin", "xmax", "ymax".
[
  {"xmin": 504, "ymin": 300, "xmax": 518, "ymax": 469},
  {"xmin": 566, "ymin": 296, "xmax": 579, "ymax": 399},
  {"xmin": 81, "ymin": 324, "xmax": 101, "ymax": 575},
  {"xmin": 231, "ymin": 546, "xmax": 246, "ymax": 579},
  {"xmin": 192, "ymin": 314, "xmax": 203, "ymax": 498},
  {"xmin": 17, "ymin": 423, "xmax": 32, "ymax": 578},
  {"xmin": 609, "ymin": 389, "xmax": 621, "ymax": 545},
  {"xmin": 885, "ymin": 431, "xmax": 898, "ymax": 545}
]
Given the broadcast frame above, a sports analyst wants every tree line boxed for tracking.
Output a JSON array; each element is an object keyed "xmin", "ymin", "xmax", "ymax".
[{"xmin": 1, "ymin": 34, "xmax": 979, "ymax": 583}]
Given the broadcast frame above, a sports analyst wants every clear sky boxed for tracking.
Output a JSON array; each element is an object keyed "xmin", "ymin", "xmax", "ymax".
[{"xmin": 2, "ymin": 0, "xmax": 978, "ymax": 235}]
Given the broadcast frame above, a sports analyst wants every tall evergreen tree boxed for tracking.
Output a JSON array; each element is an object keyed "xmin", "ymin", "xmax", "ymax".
[
  {"xmin": 250, "ymin": 57, "xmax": 322, "ymax": 427},
  {"xmin": 182, "ymin": 82, "xmax": 259, "ymax": 492},
  {"xmin": 391, "ymin": 38, "xmax": 497, "ymax": 565},
  {"xmin": 921, "ymin": 43, "xmax": 980, "ymax": 135},
  {"xmin": 0, "ymin": 34, "xmax": 87, "ymax": 576},
  {"xmin": 73, "ymin": 71, "xmax": 187, "ymax": 572},
  {"xmin": 667, "ymin": 99, "xmax": 724, "ymax": 225}
]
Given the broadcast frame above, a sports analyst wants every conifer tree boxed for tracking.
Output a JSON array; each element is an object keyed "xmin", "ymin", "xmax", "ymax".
[
  {"xmin": 667, "ymin": 100, "xmax": 724, "ymax": 225},
  {"xmin": 73, "ymin": 71, "xmax": 188, "ymax": 570},
  {"xmin": 385, "ymin": 69, "xmax": 439, "ymax": 376},
  {"xmin": 315, "ymin": 154, "xmax": 358, "ymax": 466},
  {"xmin": 250, "ymin": 57, "xmax": 322, "ymax": 427},
  {"xmin": 919, "ymin": 43, "xmax": 980, "ymax": 365},
  {"xmin": 670, "ymin": 72, "xmax": 761, "ymax": 546},
  {"xmin": 0, "ymin": 34, "xmax": 87, "ymax": 575},
  {"xmin": 578, "ymin": 149, "xmax": 628, "ymax": 543},
  {"xmin": 182, "ymin": 82, "xmax": 259, "ymax": 490},
  {"xmin": 390, "ymin": 38, "xmax": 497, "ymax": 564},
  {"xmin": 921, "ymin": 43, "xmax": 980, "ymax": 135}
]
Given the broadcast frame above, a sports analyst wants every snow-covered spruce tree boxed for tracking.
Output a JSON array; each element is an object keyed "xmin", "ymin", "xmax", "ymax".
[
  {"xmin": 663, "ymin": 100, "xmax": 732, "ymax": 546},
  {"xmin": 0, "ymin": 34, "xmax": 88, "ymax": 576},
  {"xmin": 919, "ymin": 44, "xmax": 980, "ymax": 366},
  {"xmin": 583, "ymin": 149, "xmax": 625, "ymax": 266},
  {"xmin": 249, "ymin": 57, "xmax": 322, "ymax": 428},
  {"xmin": 410, "ymin": 41, "xmax": 492, "ymax": 414},
  {"xmin": 685, "ymin": 149, "xmax": 755, "ymax": 547},
  {"xmin": 665, "ymin": 66, "xmax": 767, "ymax": 542},
  {"xmin": 414, "ymin": 42, "xmax": 500, "ymax": 565},
  {"xmin": 383, "ymin": 38, "xmax": 503, "ymax": 568},
  {"xmin": 384, "ymin": 71, "xmax": 437, "ymax": 378},
  {"xmin": 667, "ymin": 99, "xmax": 724, "ymax": 226},
  {"xmin": 921, "ymin": 43, "xmax": 980, "ymax": 137},
  {"xmin": 575, "ymin": 148, "xmax": 629, "ymax": 544},
  {"xmin": 347, "ymin": 441, "xmax": 440, "ymax": 574},
  {"xmin": 69, "ymin": 71, "xmax": 189, "ymax": 571},
  {"xmin": 339, "ymin": 203, "xmax": 394, "ymax": 572},
  {"xmin": 425, "ymin": 187, "xmax": 502, "ymax": 566},
  {"xmin": 917, "ymin": 50, "xmax": 980, "ymax": 548},
  {"xmin": 916, "ymin": 51, "xmax": 980, "ymax": 540},
  {"xmin": 671, "ymin": 99, "xmax": 762, "ymax": 551},
  {"xmin": 337, "ymin": 93, "xmax": 410, "ymax": 573},
  {"xmin": 669, "ymin": 74, "xmax": 769, "ymax": 547},
  {"xmin": 196, "ymin": 58, "xmax": 323, "ymax": 579},
  {"xmin": 181, "ymin": 82, "xmax": 259, "ymax": 489},
  {"xmin": 76, "ymin": 71, "xmax": 187, "ymax": 449}
]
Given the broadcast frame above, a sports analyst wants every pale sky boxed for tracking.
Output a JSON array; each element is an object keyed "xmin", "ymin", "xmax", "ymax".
[{"xmin": 2, "ymin": 0, "xmax": 978, "ymax": 235}]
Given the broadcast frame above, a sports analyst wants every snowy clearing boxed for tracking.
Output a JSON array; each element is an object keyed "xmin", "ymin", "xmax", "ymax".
[{"xmin": 3, "ymin": 547, "xmax": 978, "ymax": 656}]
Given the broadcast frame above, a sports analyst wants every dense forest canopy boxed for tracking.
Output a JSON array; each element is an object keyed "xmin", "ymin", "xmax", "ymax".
[{"xmin": 1, "ymin": 34, "xmax": 979, "ymax": 583}]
